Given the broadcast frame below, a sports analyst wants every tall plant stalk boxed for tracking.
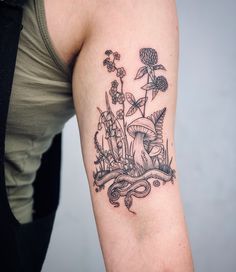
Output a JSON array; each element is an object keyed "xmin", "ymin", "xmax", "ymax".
[{"xmin": 143, "ymin": 73, "xmax": 149, "ymax": 117}]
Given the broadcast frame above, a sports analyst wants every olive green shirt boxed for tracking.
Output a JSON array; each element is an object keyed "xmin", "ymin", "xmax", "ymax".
[{"xmin": 5, "ymin": 0, "xmax": 75, "ymax": 224}]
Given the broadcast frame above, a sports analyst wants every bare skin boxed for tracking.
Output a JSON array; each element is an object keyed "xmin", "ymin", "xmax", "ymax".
[{"xmin": 44, "ymin": 0, "xmax": 194, "ymax": 271}]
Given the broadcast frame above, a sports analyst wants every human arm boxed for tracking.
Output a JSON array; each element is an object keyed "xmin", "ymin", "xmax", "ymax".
[{"xmin": 72, "ymin": 1, "xmax": 193, "ymax": 271}]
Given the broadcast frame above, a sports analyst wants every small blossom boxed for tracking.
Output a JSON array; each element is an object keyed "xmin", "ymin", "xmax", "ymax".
[
  {"xmin": 141, "ymin": 75, "xmax": 168, "ymax": 93},
  {"xmin": 103, "ymin": 58, "xmax": 110, "ymax": 66},
  {"xmin": 111, "ymin": 80, "xmax": 119, "ymax": 88},
  {"xmin": 109, "ymin": 87, "xmax": 117, "ymax": 96},
  {"xmin": 123, "ymin": 158, "xmax": 134, "ymax": 172},
  {"xmin": 117, "ymin": 93, "xmax": 125, "ymax": 104},
  {"xmin": 116, "ymin": 67, "xmax": 126, "ymax": 78},
  {"xmin": 105, "ymin": 50, "xmax": 113, "ymax": 56},
  {"xmin": 107, "ymin": 62, "xmax": 115, "ymax": 72},
  {"xmin": 113, "ymin": 52, "xmax": 120, "ymax": 60},
  {"xmin": 112, "ymin": 96, "xmax": 118, "ymax": 104},
  {"xmin": 116, "ymin": 109, "xmax": 124, "ymax": 120}
]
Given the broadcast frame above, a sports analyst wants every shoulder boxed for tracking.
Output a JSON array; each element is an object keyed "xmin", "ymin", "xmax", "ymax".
[{"xmin": 44, "ymin": 0, "xmax": 177, "ymax": 67}]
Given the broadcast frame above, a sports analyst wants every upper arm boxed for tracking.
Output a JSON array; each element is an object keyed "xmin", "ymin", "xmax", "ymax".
[{"xmin": 72, "ymin": 1, "xmax": 193, "ymax": 271}]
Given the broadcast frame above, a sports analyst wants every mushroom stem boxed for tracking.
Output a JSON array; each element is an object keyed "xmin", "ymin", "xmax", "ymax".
[{"xmin": 133, "ymin": 133, "xmax": 153, "ymax": 173}]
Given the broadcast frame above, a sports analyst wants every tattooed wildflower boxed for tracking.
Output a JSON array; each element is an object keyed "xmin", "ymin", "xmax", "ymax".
[
  {"xmin": 111, "ymin": 80, "xmax": 119, "ymax": 88},
  {"xmin": 141, "ymin": 75, "xmax": 168, "ymax": 99},
  {"xmin": 117, "ymin": 93, "xmax": 125, "ymax": 104},
  {"xmin": 105, "ymin": 50, "xmax": 113, "ymax": 56},
  {"xmin": 116, "ymin": 109, "xmax": 124, "ymax": 120},
  {"xmin": 107, "ymin": 62, "xmax": 115, "ymax": 72},
  {"xmin": 109, "ymin": 87, "xmax": 117, "ymax": 96},
  {"xmin": 155, "ymin": 76, "xmax": 168, "ymax": 91},
  {"xmin": 139, "ymin": 48, "xmax": 158, "ymax": 66},
  {"xmin": 113, "ymin": 52, "xmax": 120, "ymax": 60},
  {"xmin": 103, "ymin": 58, "xmax": 110, "ymax": 66},
  {"xmin": 116, "ymin": 67, "xmax": 126, "ymax": 78},
  {"xmin": 112, "ymin": 96, "xmax": 118, "ymax": 104},
  {"xmin": 123, "ymin": 158, "xmax": 134, "ymax": 172}
]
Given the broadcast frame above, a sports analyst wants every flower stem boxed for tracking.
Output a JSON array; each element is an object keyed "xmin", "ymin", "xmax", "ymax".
[
  {"xmin": 120, "ymin": 76, "xmax": 129, "ymax": 157},
  {"xmin": 138, "ymin": 106, "xmax": 144, "ymax": 117},
  {"xmin": 143, "ymin": 73, "xmax": 149, "ymax": 117}
]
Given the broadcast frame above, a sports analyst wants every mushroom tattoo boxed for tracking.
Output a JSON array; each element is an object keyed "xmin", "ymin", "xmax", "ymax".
[
  {"xmin": 127, "ymin": 117, "xmax": 156, "ymax": 173},
  {"xmin": 93, "ymin": 48, "xmax": 175, "ymax": 214}
]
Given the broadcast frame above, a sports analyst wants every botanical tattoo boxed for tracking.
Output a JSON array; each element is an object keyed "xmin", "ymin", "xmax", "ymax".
[{"xmin": 93, "ymin": 48, "xmax": 175, "ymax": 214}]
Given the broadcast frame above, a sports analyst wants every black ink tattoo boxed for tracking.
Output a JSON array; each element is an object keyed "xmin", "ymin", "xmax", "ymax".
[{"xmin": 93, "ymin": 48, "xmax": 175, "ymax": 214}]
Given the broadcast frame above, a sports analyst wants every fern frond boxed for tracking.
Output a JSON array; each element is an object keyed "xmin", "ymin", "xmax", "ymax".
[{"xmin": 147, "ymin": 107, "xmax": 166, "ymax": 143}]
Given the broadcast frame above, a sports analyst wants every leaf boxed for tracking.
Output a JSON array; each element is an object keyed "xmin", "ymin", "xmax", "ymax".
[
  {"xmin": 118, "ymin": 145, "xmax": 123, "ymax": 157},
  {"xmin": 148, "ymin": 107, "xmax": 166, "ymax": 126},
  {"xmin": 147, "ymin": 108, "xmax": 166, "ymax": 143},
  {"xmin": 152, "ymin": 90, "xmax": 158, "ymax": 100},
  {"xmin": 126, "ymin": 105, "xmax": 138, "ymax": 116},
  {"xmin": 97, "ymin": 122, "xmax": 102, "ymax": 130},
  {"xmin": 136, "ymin": 97, "xmax": 147, "ymax": 107},
  {"xmin": 134, "ymin": 66, "xmax": 148, "ymax": 79},
  {"xmin": 113, "ymin": 149, "xmax": 119, "ymax": 160},
  {"xmin": 141, "ymin": 82, "xmax": 156, "ymax": 91},
  {"xmin": 153, "ymin": 64, "xmax": 166, "ymax": 71},
  {"xmin": 94, "ymin": 156, "xmax": 101, "ymax": 165},
  {"xmin": 126, "ymin": 92, "xmax": 136, "ymax": 104}
]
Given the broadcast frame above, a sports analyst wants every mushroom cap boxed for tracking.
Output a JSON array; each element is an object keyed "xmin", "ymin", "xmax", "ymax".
[{"xmin": 127, "ymin": 117, "xmax": 156, "ymax": 141}]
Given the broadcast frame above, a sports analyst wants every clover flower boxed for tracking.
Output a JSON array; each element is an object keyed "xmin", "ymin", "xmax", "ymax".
[
  {"xmin": 139, "ymin": 48, "xmax": 158, "ymax": 66},
  {"xmin": 154, "ymin": 76, "xmax": 168, "ymax": 92},
  {"xmin": 141, "ymin": 75, "xmax": 168, "ymax": 92}
]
